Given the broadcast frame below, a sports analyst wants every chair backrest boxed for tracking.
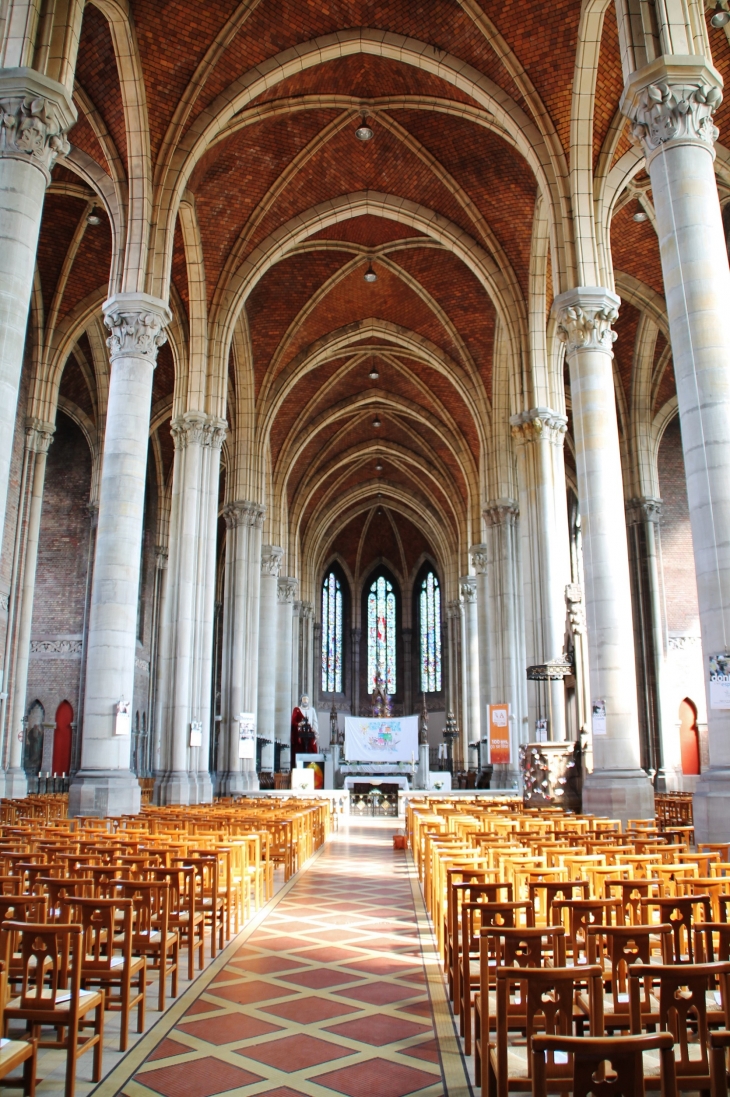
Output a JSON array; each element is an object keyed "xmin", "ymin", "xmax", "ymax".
[
  {"xmin": 587, "ymin": 923, "xmax": 672, "ymax": 1013},
  {"xmin": 531, "ymin": 1032, "xmax": 677, "ymax": 1097},
  {"xmin": 629, "ymin": 961, "xmax": 730, "ymax": 1077},
  {"xmin": 113, "ymin": 879, "xmax": 169, "ymax": 942},
  {"xmin": 551, "ymin": 898, "xmax": 619, "ymax": 961},
  {"xmin": 640, "ymin": 895, "xmax": 712, "ymax": 962},
  {"xmin": 693, "ymin": 921, "xmax": 730, "ymax": 963},
  {"xmin": 1, "ymin": 920, "xmax": 82, "ymax": 1012},
  {"xmin": 68, "ymin": 896, "xmax": 133, "ymax": 972},
  {"xmin": 484, "ymin": 925, "xmax": 566, "ymax": 969}
]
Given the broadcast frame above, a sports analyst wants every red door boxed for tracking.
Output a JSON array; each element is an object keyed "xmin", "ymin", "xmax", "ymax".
[
  {"xmin": 52, "ymin": 701, "xmax": 73, "ymax": 776},
  {"xmin": 678, "ymin": 698, "xmax": 700, "ymax": 776}
]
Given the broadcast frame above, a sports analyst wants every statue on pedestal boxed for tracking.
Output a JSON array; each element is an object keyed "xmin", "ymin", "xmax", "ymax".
[
  {"xmin": 291, "ymin": 694, "xmax": 318, "ymax": 767},
  {"xmin": 371, "ymin": 669, "xmax": 391, "ymax": 718}
]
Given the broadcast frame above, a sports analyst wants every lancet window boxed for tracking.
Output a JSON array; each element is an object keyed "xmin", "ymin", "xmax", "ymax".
[
  {"xmin": 321, "ymin": 571, "xmax": 343, "ymax": 693},
  {"xmin": 419, "ymin": 570, "xmax": 442, "ymax": 692},
  {"xmin": 367, "ymin": 575, "xmax": 396, "ymax": 694}
]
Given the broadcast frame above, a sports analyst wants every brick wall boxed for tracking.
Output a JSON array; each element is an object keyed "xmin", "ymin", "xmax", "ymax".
[{"xmin": 26, "ymin": 411, "xmax": 92, "ymax": 739}]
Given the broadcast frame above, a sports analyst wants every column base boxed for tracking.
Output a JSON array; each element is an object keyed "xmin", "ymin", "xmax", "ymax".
[
  {"xmin": 582, "ymin": 768, "xmax": 654, "ymax": 827},
  {"xmin": 155, "ymin": 770, "xmax": 192, "ymax": 806},
  {"xmin": 216, "ymin": 767, "xmax": 259, "ymax": 796},
  {"xmin": 195, "ymin": 771, "xmax": 214, "ymax": 804},
  {"xmin": 0, "ymin": 769, "xmax": 28, "ymax": 800},
  {"xmin": 692, "ymin": 768, "xmax": 730, "ymax": 843},
  {"xmin": 68, "ymin": 770, "xmax": 141, "ymax": 817}
]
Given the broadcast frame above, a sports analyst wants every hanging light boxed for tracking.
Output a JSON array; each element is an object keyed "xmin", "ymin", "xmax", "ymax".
[
  {"xmin": 373, "ymin": 415, "xmax": 381, "ymax": 428},
  {"xmin": 369, "ymin": 361, "xmax": 380, "ymax": 379},
  {"xmin": 355, "ymin": 116, "xmax": 374, "ymax": 141},
  {"xmin": 364, "ymin": 262, "xmax": 377, "ymax": 283},
  {"xmin": 375, "ymin": 460, "xmax": 383, "ymax": 471},
  {"xmin": 633, "ymin": 205, "xmax": 648, "ymax": 223},
  {"xmin": 86, "ymin": 213, "xmax": 102, "ymax": 226},
  {"xmin": 711, "ymin": 3, "xmax": 730, "ymax": 27}
]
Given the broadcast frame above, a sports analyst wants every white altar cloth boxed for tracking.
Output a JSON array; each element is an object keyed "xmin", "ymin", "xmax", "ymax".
[{"xmin": 343, "ymin": 776, "xmax": 410, "ymax": 791}]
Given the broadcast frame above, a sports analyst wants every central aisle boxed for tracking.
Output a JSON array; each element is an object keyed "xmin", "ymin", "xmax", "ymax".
[{"xmin": 100, "ymin": 818, "xmax": 471, "ymax": 1097}]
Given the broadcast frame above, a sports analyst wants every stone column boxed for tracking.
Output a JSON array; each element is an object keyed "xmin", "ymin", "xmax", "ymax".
[
  {"xmin": 5, "ymin": 419, "xmax": 55, "ymax": 797},
  {"xmin": 275, "ymin": 577, "xmax": 297, "ymax": 769},
  {"xmin": 552, "ymin": 289, "xmax": 654, "ymax": 821},
  {"xmin": 621, "ymin": 60, "xmax": 730, "ymax": 838},
  {"xmin": 351, "ymin": 627, "xmax": 361, "ymax": 716},
  {"xmin": 257, "ymin": 546, "xmax": 283, "ymax": 773},
  {"xmin": 470, "ymin": 545, "xmax": 491, "ymax": 764},
  {"xmin": 510, "ymin": 409, "xmax": 571, "ymax": 741},
  {"xmin": 460, "ymin": 576, "xmax": 480, "ymax": 770},
  {"xmin": 0, "ymin": 72, "xmax": 75, "ymax": 549},
  {"xmin": 218, "ymin": 501, "xmax": 264, "ymax": 795},
  {"xmin": 299, "ymin": 602, "xmax": 314, "ymax": 703},
  {"xmin": 291, "ymin": 602, "xmax": 301, "ymax": 716},
  {"xmin": 156, "ymin": 413, "xmax": 226, "ymax": 806},
  {"xmin": 484, "ymin": 501, "xmax": 526, "ymax": 786},
  {"xmin": 70, "ymin": 294, "xmax": 171, "ymax": 816},
  {"xmin": 446, "ymin": 599, "xmax": 461, "ymax": 726}
]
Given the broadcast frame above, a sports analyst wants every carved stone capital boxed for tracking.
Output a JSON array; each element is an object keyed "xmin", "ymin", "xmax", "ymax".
[
  {"xmin": 205, "ymin": 418, "xmax": 228, "ymax": 450},
  {"xmin": 470, "ymin": 543, "xmax": 489, "ymax": 575},
  {"xmin": 25, "ymin": 417, "xmax": 55, "ymax": 454},
  {"xmin": 261, "ymin": 545, "xmax": 283, "ymax": 577},
  {"xmin": 171, "ymin": 414, "xmax": 207, "ymax": 450},
  {"xmin": 510, "ymin": 407, "xmax": 568, "ymax": 446},
  {"xmin": 277, "ymin": 576, "xmax": 298, "ymax": 604},
  {"xmin": 223, "ymin": 500, "xmax": 266, "ymax": 530},
  {"xmin": 459, "ymin": 576, "xmax": 477, "ymax": 604},
  {"xmin": 103, "ymin": 292, "xmax": 171, "ymax": 364},
  {"xmin": 300, "ymin": 601, "xmax": 314, "ymax": 620},
  {"xmin": 483, "ymin": 498, "xmax": 519, "ymax": 527},
  {"xmin": 0, "ymin": 69, "xmax": 76, "ymax": 182},
  {"xmin": 552, "ymin": 287, "xmax": 620, "ymax": 359},
  {"xmin": 565, "ymin": 583, "xmax": 586, "ymax": 635},
  {"xmin": 626, "ymin": 495, "xmax": 662, "ymax": 525},
  {"xmin": 620, "ymin": 57, "xmax": 723, "ymax": 161},
  {"xmin": 446, "ymin": 598, "xmax": 462, "ymax": 620}
]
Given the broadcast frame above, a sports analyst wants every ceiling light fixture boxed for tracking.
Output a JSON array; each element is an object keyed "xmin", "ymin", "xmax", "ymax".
[
  {"xmin": 355, "ymin": 116, "xmax": 374, "ymax": 141},
  {"xmin": 364, "ymin": 262, "xmax": 377, "ymax": 283},
  {"xmin": 711, "ymin": 2, "xmax": 730, "ymax": 27},
  {"xmin": 373, "ymin": 415, "xmax": 381, "ymax": 428},
  {"xmin": 369, "ymin": 362, "xmax": 380, "ymax": 379},
  {"xmin": 633, "ymin": 203, "xmax": 648, "ymax": 222},
  {"xmin": 375, "ymin": 460, "xmax": 383, "ymax": 471},
  {"xmin": 86, "ymin": 213, "xmax": 102, "ymax": 226}
]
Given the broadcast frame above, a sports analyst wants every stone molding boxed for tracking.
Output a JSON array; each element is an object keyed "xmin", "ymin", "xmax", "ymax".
[
  {"xmin": 552, "ymin": 287, "xmax": 620, "ymax": 359},
  {"xmin": 103, "ymin": 293, "xmax": 171, "ymax": 364},
  {"xmin": 261, "ymin": 545, "xmax": 284, "ymax": 577},
  {"xmin": 277, "ymin": 576, "xmax": 298, "ymax": 603},
  {"xmin": 510, "ymin": 407, "xmax": 567, "ymax": 446},
  {"xmin": 626, "ymin": 496, "xmax": 662, "ymax": 525},
  {"xmin": 620, "ymin": 57, "xmax": 723, "ymax": 161},
  {"xmin": 24, "ymin": 417, "xmax": 55, "ymax": 454},
  {"xmin": 171, "ymin": 412, "xmax": 228, "ymax": 451},
  {"xmin": 483, "ymin": 498, "xmax": 519, "ymax": 527},
  {"xmin": 565, "ymin": 583, "xmax": 586, "ymax": 635},
  {"xmin": 0, "ymin": 69, "xmax": 76, "ymax": 182},
  {"xmin": 446, "ymin": 598, "xmax": 462, "ymax": 620},
  {"xmin": 30, "ymin": 638, "xmax": 82, "ymax": 655},
  {"xmin": 222, "ymin": 500, "xmax": 266, "ymax": 530},
  {"xmin": 470, "ymin": 543, "xmax": 489, "ymax": 574}
]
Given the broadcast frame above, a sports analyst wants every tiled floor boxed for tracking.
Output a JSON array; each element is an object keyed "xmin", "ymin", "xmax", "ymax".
[{"xmin": 79, "ymin": 818, "xmax": 472, "ymax": 1097}]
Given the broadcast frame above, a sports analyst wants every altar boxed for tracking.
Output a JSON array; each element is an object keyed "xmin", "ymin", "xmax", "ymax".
[{"xmin": 343, "ymin": 775, "xmax": 410, "ymax": 791}]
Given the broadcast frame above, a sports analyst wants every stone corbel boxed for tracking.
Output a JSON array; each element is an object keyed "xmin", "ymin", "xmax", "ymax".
[
  {"xmin": 261, "ymin": 545, "xmax": 283, "ymax": 577},
  {"xmin": 277, "ymin": 577, "xmax": 299, "ymax": 604},
  {"xmin": 483, "ymin": 498, "xmax": 519, "ymax": 527},
  {"xmin": 24, "ymin": 417, "xmax": 55, "ymax": 454},
  {"xmin": 510, "ymin": 407, "xmax": 568, "ymax": 447},
  {"xmin": 469, "ymin": 544, "xmax": 489, "ymax": 575},
  {"xmin": 626, "ymin": 496, "xmax": 662, "ymax": 525},
  {"xmin": 459, "ymin": 576, "xmax": 477, "ymax": 603}
]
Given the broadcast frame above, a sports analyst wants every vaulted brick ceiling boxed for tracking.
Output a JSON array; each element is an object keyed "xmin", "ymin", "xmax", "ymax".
[{"xmin": 33, "ymin": 0, "xmax": 697, "ymax": 579}]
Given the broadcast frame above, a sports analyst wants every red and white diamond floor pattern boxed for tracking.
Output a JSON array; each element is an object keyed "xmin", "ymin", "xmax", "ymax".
[{"xmin": 117, "ymin": 821, "xmax": 465, "ymax": 1097}]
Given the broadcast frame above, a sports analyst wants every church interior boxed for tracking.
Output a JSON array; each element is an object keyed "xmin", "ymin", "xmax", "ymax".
[{"xmin": 0, "ymin": 0, "xmax": 730, "ymax": 1093}]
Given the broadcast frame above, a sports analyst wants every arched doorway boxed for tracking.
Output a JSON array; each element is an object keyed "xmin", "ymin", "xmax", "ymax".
[
  {"xmin": 678, "ymin": 697, "xmax": 700, "ymax": 776},
  {"xmin": 52, "ymin": 701, "xmax": 73, "ymax": 776}
]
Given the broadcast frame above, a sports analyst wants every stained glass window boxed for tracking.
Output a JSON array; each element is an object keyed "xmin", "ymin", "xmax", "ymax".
[
  {"xmin": 420, "ymin": 571, "xmax": 442, "ymax": 692},
  {"xmin": 367, "ymin": 576, "xmax": 396, "ymax": 693},
  {"xmin": 321, "ymin": 572, "xmax": 343, "ymax": 693}
]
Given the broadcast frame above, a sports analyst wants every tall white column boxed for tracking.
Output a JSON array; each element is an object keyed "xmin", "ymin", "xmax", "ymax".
[
  {"xmin": 69, "ymin": 294, "xmax": 171, "ymax": 817},
  {"xmin": 275, "ymin": 577, "xmax": 297, "ymax": 770},
  {"xmin": 470, "ymin": 545, "xmax": 491, "ymax": 764},
  {"xmin": 552, "ymin": 289, "xmax": 653, "ymax": 822},
  {"xmin": 5, "ymin": 420, "xmax": 55, "ymax": 797},
  {"xmin": 446, "ymin": 599, "xmax": 461, "ymax": 734},
  {"xmin": 257, "ymin": 546, "xmax": 282, "ymax": 773},
  {"xmin": 621, "ymin": 59, "xmax": 730, "ymax": 839},
  {"xmin": 156, "ymin": 413, "xmax": 225, "ymax": 806},
  {"xmin": 483, "ymin": 501, "xmax": 526, "ymax": 786},
  {"xmin": 460, "ymin": 576, "xmax": 480, "ymax": 770},
  {"xmin": 291, "ymin": 601, "xmax": 301, "ymax": 716},
  {"xmin": 218, "ymin": 501, "xmax": 264, "ymax": 795},
  {"xmin": 0, "ymin": 72, "xmax": 75, "ymax": 550},
  {"xmin": 511, "ymin": 410, "xmax": 571, "ymax": 741}
]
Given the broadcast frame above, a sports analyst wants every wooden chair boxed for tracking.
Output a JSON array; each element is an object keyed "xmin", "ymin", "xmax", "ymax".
[
  {"xmin": 112, "ymin": 880, "xmax": 178, "ymax": 1011},
  {"xmin": 640, "ymin": 895, "xmax": 712, "ymax": 963},
  {"xmin": 628, "ymin": 961, "xmax": 730, "ymax": 1092},
  {"xmin": 145, "ymin": 866, "xmax": 203, "ymax": 981},
  {"xmin": 579, "ymin": 924, "xmax": 673, "ymax": 1030},
  {"xmin": 531, "ymin": 1032, "xmax": 677, "ymax": 1097},
  {"xmin": 448, "ymin": 881, "xmax": 512, "ymax": 1008},
  {"xmin": 484, "ymin": 966, "xmax": 604, "ymax": 1097},
  {"xmin": 1, "ymin": 923, "xmax": 103, "ymax": 1097},
  {"xmin": 550, "ymin": 898, "xmax": 620, "ymax": 965},
  {"xmin": 709, "ymin": 1029, "xmax": 730, "ymax": 1097},
  {"xmin": 0, "ymin": 961, "xmax": 36, "ymax": 1097},
  {"xmin": 67, "ymin": 897, "xmax": 145, "ymax": 1052},
  {"xmin": 174, "ymin": 856, "xmax": 224, "ymax": 958}
]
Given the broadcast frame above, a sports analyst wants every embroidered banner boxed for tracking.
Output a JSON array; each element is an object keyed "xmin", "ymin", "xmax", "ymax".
[{"xmin": 344, "ymin": 715, "xmax": 418, "ymax": 762}]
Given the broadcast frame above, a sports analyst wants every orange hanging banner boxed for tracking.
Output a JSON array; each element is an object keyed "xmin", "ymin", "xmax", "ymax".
[{"xmin": 487, "ymin": 703, "xmax": 511, "ymax": 764}]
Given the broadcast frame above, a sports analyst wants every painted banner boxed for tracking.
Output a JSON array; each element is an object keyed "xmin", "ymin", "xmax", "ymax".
[
  {"xmin": 709, "ymin": 653, "xmax": 730, "ymax": 709},
  {"xmin": 344, "ymin": 715, "xmax": 418, "ymax": 763},
  {"xmin": 487, "ymin": 703, "xmax": 511, "ymax": 764}
]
